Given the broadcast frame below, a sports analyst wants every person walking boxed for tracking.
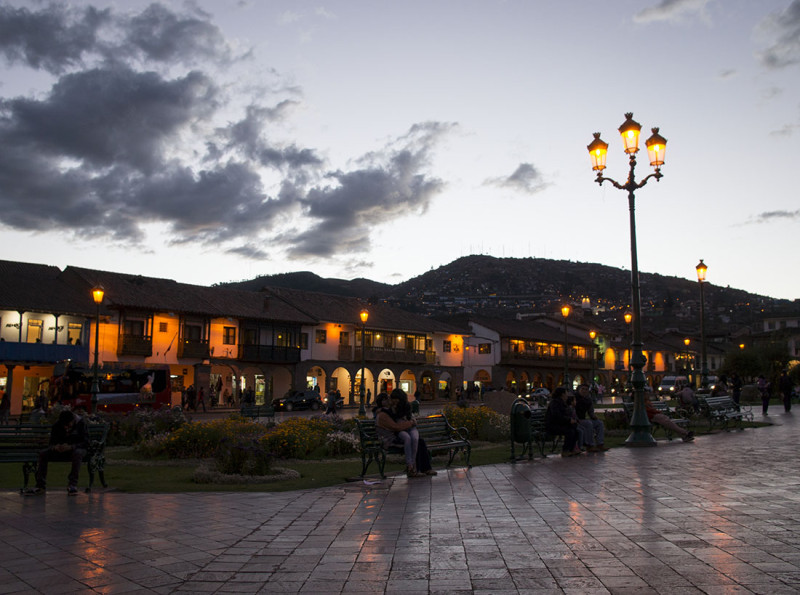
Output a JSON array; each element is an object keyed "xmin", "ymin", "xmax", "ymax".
[
  {"xmin": 730, "ymin": 372, "xmax": 743, "ymax": 406},
  {"xmin": 757, "ymin": 375, "xmax": 770, "ymax": 415},
  {"xmin": 197, "ymin": 387, "xmax": 207, "ymax": 413},
  {"xmin": 779, "ymin": 370, "xmax": 793, "ymax": 413}
]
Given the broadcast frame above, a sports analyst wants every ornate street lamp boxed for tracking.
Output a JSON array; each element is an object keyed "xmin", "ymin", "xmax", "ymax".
[
  {"xmin": 359, "ymin": 308, "xmax": 369, "ymax": 416},
  {"xmin": 91, "ymin": 286, "xmax": 104, "ymax": 415},
  {"xmin": 587, "ymin": 113, "xmax": 667, "ymax": 447},
  {"xmin": 696, "ymin": 259, "xmax": 709, "ymax": 389},
  {"xmin": 561, "ymin": 304, "xmax": 571, "ymax": 388}
]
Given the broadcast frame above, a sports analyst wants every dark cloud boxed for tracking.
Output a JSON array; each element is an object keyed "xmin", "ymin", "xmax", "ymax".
[
  {"xmin": 121, "ymin": 3, "xmax": 231, "ymax": 65},
  {"xmin": 749, "ymin": 209, "xmax": 800, "ymax": 223},
  {"xmin": 0, "ymin": 2, "xmax": 453, "ymax": 265},
  {"xmin": 485, "ymin": 163, "xmax": 548, "ymax": 195},
  {"xmin": 3, "ymin": 67, "xmax": 216, "ymax": 172},
  {"xmin": 0, "ymin": 3, "xmax": 109, "ymax": 73},
  {"xmin": 760, "ymin": 0, "xmax": 800, "ymax": 68},
  {"xmin": 633, "ymin": 0, "xmax": 710, "ymax": 24},
  {"xmin": 286, "ymin": 122, "xmax": 455, "ymax": 259}
]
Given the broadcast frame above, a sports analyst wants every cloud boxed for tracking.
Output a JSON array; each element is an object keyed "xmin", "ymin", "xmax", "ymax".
[
  {"xmin": 0, "ymin": 3, "xmax": 455, "ymax": 268},
  {"xmin": 0, "ymin": 3, "xmax": 109, "ymax": 73},
  {"xmin": 633, "ymin": 0, "xmax": 711, "ymax": 24},
  {"xmin": 759, "ymin": 0, "xmax": 800, "ymax": 68},
  {"xmin": 746, "ymin": 210, "xmax": 800, "ymax": 224},
  {"xmin": 285, "ymin": 122, "xmax": 456, "ymax": 259},
  {"xmin": 484, "ymin": 163, "xmax": 548, "ymax": 195}
]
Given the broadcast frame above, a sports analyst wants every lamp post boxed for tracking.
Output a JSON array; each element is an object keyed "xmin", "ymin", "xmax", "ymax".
[
  {"xmin": 358, "ymin": 308, "xmax": 369, "ymax": 416},
  {"xmin": 90, "ymin": 286, "xmax": 104, "ymax": 415},
  {"xmin": 683, "ymin": 337, "xmax": 691, "ymax": 382},
  {"xmin": 624, "ymin": 312, "xmax": 632, "ymax": 387},
  {"xmin": 696, "ymin": 259, "xmax": 709, "ymax": 389},
  {"xmin": 589, "ymin": 330, "xmax": 597, "ymax": 389},
  {"xmin": 587, "ymin": 113, "xmax": 667, "ymax": 447},
  {"xmin": 561, "ymin": 304, "xmax": 571, "ymax": 389}
]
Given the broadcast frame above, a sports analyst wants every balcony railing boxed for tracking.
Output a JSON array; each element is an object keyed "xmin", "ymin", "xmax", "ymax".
[
  {"xmin": 178, "ymin": 339, "xmax": 210, "ymax": 359},
  {"xmin": 117, "ymin": 334, "xmax": 153, "ymax": 357},
  {"xmin": 239, "ymin": 344, "xmax": 301, "ymax": 363},
  {"xmin": 500, "ymin": 351, "xmax": 590, "ymax": 366},
  {"xmin": 353, "ymin": 346, "xmax": 433, "ymax": 364}
]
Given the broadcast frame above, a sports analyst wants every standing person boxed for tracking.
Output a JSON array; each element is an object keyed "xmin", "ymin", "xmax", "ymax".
[
  {"xmin": 544, "ymin": 387, "xmax": 580, "ymax": 457},
  {"xmin": 574, "ymin": 384, "xmax": 609, "ymax": 452},
  {"xmin": 757, "ymin": 375, "xmax": 770, "ymax": 415},
  {"xmin": 779, "ymin": 370, "xmax": 793, "ymax": 413},
  {"xmin": 730, "ymin": 372, "xmax": 743, "ymax": 406},
  {"xmin": 325, "ymin": 389, "xmax": 338, "ymax": 415},
  {"xmin": 366, "ymin": 388, "xmax": 371, "ymax": 406},
  {"xmin": 0, "ymin": 391, "xmax": 9, "ymax": 425},
  {"xmin": 197, "ymin": 387, "xmax": 206, "ymax": 413},
  {"xmin": 27, "ymin": 410, "xmax": 89, "ymax": 496}
]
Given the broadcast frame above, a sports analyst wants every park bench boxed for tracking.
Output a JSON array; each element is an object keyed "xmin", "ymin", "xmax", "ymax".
[
  {"xmin": 697, "ymin": 395, "xmax": 744, "ymax": 431},
  {"xmin": 239, "ymin": 404, "xmax": 275, "ymax": 421},
  {"xmin": 510, "ymin": 401, "xmax": 565, "ymax": 460},
  {"xmin": 355, "ymin": 414, "xmax": 471, "ymax": 478},
  {"xmin": 622, "ymin": 401, "xmax": 690, "ymax": 440},
  {"xmin": 0, "ymin": 422, "xmax": 109, "ymax": 492}
]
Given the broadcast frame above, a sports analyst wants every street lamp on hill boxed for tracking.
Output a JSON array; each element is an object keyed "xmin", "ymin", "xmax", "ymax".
[
  {"xmin": 587, "ymin": 113, "xmax": 667, "ymax": 447},
  {"xmin": 561, "ymin": 304, "xmax": 571, "ymax": 389}
]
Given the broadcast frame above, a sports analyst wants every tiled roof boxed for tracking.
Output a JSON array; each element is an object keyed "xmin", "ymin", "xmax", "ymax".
[
  {"xmin": 0, "ymin": 260, "xmax": 95, "ymax": 316},
  {"xmin": 265, "ymin": 287, "xmax": 465, "ymax": 334},
  {"xmin": 469, "ymin": 315, "xmax": 592, "ymax": 345},
  {"xmin": 61, "ymin": 267, "xmax": 316, "ymax": 323}
]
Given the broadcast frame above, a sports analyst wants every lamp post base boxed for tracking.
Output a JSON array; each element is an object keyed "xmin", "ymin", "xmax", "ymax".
[{"xmin": 625, "ymin": 429, "xmax": 658, "ymax": 447}]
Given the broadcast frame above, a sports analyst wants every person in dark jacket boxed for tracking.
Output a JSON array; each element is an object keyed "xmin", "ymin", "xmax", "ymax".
[
  {"xmin": 29, "ymin": 410, "xmax": 90, "ymax": 495},
  {"xmin": 545, "ymin": 387, "xmax": 580, "ymax": 457}
]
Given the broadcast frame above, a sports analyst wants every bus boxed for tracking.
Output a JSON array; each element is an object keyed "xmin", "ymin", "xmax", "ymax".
[{"xmin": 50, "ymin": 361, "xmax": 172, "ymax": 412}]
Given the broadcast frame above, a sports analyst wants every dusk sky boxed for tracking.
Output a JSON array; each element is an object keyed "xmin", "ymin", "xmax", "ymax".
[{"xmin": 0, "ymin": 0, "xmax": 798, "ymax": 300}]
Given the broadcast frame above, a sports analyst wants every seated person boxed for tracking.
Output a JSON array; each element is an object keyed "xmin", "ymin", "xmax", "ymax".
[
  {"xmin": 29, "ymin": 409, "xmax": 90, "ymax": 495},
  {"xmin": 679, "ymin": 384, "xmax": 700, "ymax": 413},
  {"xmin": 645, "ymin": 396, "xmax": 694, "ymax": 442},
  {"xmin": 375, "ymin": 389, "xmax": 436, "ymax": 477},
  {"xmin": 545, "ymin": 387, "xmax": 580, "ymax": 457},
  {"xmin": 575, "ymin": 383, "xmax": 609, "ymax": 452}
]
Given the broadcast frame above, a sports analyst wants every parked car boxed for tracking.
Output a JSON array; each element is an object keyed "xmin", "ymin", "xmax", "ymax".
[
  {"xmin": 658, "ymin": 375, "xmax": 689, "ymax": 396},
  {"xmin": 272, "ymin": 390, "xmax": 322, "ymax": 412}
]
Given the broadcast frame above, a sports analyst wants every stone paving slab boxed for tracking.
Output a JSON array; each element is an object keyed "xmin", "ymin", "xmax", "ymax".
[{"xmin": 1, "ymin": 406, "xmax": 799, "ymax": 593}]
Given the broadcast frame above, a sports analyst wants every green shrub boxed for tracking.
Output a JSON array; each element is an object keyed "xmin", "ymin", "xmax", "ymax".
[
  {"xmin": 105, "ymin": 407, "xmax": 188, "ymax": 446},
  {"xmin": 442, "ymin": 405, "xmax": 510, "ymax": 442},
  {"xmin": 261, "ymin": 417, "xmax": 333, "ymax": 459},
  {"xmin": 215, "ymin": 437, "xmax": 272, "ymax": 475},
  {"xmin": 165, "ymin": 418, "xmax": 265, "ymax": 459},
  {"xmin": 325, "ymin": 430, "xmax": 360, "ymax": 456}
]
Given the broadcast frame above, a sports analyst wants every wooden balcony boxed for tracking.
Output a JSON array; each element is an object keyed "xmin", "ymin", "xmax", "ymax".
[
  {"xmin": 178, "ymin": 339, "xmax": 210, "ymax": 359},
  {"xmin": 353, "ymin": 346, "xmax": 432, "ymax": 364},
  {"xmin": 117, "ymin": 334, "xmax": 153, "ymax": 357},
  {"xmin": 239, "ymin": 344, "xmax": 301, "ymax": 364}
]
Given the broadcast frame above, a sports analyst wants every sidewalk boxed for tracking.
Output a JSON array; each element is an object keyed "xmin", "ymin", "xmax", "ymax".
[{"xmin": 1, "ymin": 405, "xmax": 799, "ymax": 593}]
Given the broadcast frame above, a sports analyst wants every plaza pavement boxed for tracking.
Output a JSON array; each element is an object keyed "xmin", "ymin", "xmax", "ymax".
[{"xmin": 1, "ymin": 404, "xmax": 799, "ymax": 594}]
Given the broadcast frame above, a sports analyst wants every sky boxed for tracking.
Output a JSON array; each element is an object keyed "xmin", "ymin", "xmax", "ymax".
[{"xmin": 0, "ymin": 0, "xmax": 798, "ymax": 300}]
